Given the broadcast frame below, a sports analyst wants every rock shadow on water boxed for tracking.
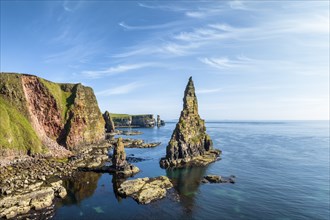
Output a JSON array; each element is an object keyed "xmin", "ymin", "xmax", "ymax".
[
  {"xmin": 111, "ymin": 173, "xmax": 127, "ymax": 202},
  {"xmin": 56, "ymin": 171, "xmax": 102, "ymax": 207},
  {"xmin": 166, "ymin": 166, "xmax": 207, "ymax": 214}
]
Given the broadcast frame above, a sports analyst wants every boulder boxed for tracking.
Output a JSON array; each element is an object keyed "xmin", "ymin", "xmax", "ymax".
[{"xmin": 117, "ymin": 176, "xmax": 173, "ymax": 204}]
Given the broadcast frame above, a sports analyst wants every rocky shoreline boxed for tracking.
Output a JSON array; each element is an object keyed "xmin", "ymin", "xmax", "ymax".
[
  {"xmin": 0, "ymin": 140, "xmax": 111, "ymax": 219},
  {"xmin": 0, "ymin": 136, "xmax": 164, "ymax": 219}
]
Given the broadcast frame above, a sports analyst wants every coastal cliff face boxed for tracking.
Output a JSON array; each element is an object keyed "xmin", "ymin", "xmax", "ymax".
[
  {"xmin": 111, "ymin": 114, "xmax": 156, "ymax": 128},
  {"xmin": 0, "ymin": 73, "xmax": 105, "ymax": 158},
  {"xmin": 160, "ymin": 77, "xmax": 218, "ymax": 168}
]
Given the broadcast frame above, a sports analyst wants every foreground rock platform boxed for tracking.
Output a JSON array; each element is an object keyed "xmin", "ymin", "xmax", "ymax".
[
  {"xmin": 0, "ymin": 179, "xmax": 66, "ymax": 219},
  {"xmin": 0, "ymin": 141, "xmax": 111, "ymax": 219},
  {"xmin": 160, "ymin": 149, "xmax": 221, "ymax": 168},
  {"xmin": 117, "ymin": 176, "xmax": 173, "ymax": 204}
]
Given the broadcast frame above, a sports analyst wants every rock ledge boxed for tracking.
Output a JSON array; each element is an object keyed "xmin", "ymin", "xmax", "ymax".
[{"xmin": 117, "ymin": 176, "xmax": 173, "ymax": 204}]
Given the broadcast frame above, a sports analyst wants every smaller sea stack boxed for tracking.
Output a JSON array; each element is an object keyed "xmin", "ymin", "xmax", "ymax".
[
  {"xmin": 110, "ymin": 137, "xmax": 140, "ymax": 176},
  {"xmin": 103, "ymin": 111, "xmax": 116, "ymax": 133}
]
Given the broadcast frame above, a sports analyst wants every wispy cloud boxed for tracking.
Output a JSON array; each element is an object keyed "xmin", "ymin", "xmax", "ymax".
[
  {"xmin": 118, "ymin": 21, "xmax": 176, "ymax": 30},
  {"xmin": 62, "ymin": 1, "xmax": 81, "ymax": 12},
  {"xmin": 228, "ymin": 1, "xmax": 250, "ymax": 10},
  {"xmin": 200, "ymin": 56, "xmax": 251, "ymax": 69},
  {"xmin": 196, "ymin": 88, "xmax": 222, "ymax": 94},
  {"xmin": 82, "ymin": 63, "xmax": 152, "ymax": 79},
  {"xmin": 96, "ymin": 82, "xmax": 143, "ymax": 96},
  {"xmin": 185, "ymin": 11, "xmax": 205, "ymax": 18},
  {"xmin": 137, "ymin": 2, "xmax": 187, "ymax": 12},
  {"xmin": 44, "ymin": 44, "xmax": 98, "ymax": 64}
]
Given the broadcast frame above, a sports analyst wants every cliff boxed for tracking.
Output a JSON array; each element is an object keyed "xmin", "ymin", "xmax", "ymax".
[
  {"xmin": 0, "ymin": 72, "xmax": 105, "ymax": 158},
  {"xmin": 160, "ymin": 77, "xmax": 220, "ymax": 168},
  {"xmin": 111, "ymin": 114, "xmax": 156, "ymax": 128}
]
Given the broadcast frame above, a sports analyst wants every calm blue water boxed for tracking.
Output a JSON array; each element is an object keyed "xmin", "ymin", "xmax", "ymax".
[{"xmin": 54, "ymin": 121, "xmax": 330, "ymax": 220}]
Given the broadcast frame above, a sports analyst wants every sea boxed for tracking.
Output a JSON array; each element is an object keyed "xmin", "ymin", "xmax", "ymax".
[{"xmin": 53, "ymin": 121, "xmax": 330, "ymax": 220}]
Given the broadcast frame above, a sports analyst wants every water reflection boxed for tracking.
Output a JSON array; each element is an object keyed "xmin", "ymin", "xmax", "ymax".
[
  {"xmin": 111, "ymin": 173, "xmax": 127, "ymax": 202},
  {"xmin": 59, "ymin": 172, "xmax": 102, "ymax": 206},
  {"xmin": 166, "ymin": 166, "xmax": 207, "ymax": 215}
]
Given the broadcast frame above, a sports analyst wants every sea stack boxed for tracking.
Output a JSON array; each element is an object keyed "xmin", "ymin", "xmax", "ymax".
[
  {"xmin": 157, "ymin": 115, "xmax": 161, "ymax": 127},
  {"xmin": 160, "ymin": 77, "xmax": 221, "ymax": 168},
  {"xmin": 103, "ymin": 111, "xmax": 116, "ymax": 133},
  {"xmin": 110, "ymin": 137, "xmax": 140, "ymax": 176}
]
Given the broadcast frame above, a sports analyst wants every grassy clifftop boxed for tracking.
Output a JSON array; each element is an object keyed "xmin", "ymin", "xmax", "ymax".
[{"xmin": 0, "ymin": 72, "xmax": 105, "ymax": 157}]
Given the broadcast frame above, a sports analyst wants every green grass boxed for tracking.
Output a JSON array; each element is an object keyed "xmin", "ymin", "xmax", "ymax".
[
  {"xmin": 39, "ymin": 78, "xmax": 73, "ymax": 121},
  {"xmin": 0, "ymin": 96, "xmax": 43, "ymax": 154},
  {"xmin": 110, "ymin": 113, "xmax": 131, "ymax": 119},
  {"xmin": 0, "ymin": 73, "xmax": 29, "ymax": 117},
  {"xmin": 111, "ymin": 113, "xmax": 152, "ymax": 119}
]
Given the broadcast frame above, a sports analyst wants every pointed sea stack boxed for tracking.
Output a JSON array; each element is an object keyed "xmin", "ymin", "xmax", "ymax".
[
  {"xmin": 160, "ymin": 77, "xmax": 221, "ymax": 168},
  {"xmin": 103, "ymin": 111, "xmax": 116, "ymax": 133}
]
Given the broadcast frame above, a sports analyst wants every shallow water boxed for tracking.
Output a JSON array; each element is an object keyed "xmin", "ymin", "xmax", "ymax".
[{"xmin": 54, "ymin": 121, "xmax": 330, "ymax": 220}]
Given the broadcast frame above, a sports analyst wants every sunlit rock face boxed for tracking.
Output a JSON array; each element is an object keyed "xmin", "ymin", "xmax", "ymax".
[
  {"xmin": 160, "ymin": 77, "xmax": 220, "ymax": 168},
  {"xmin": 0, "ymin": 73, "xmax": 105, "ymax": 158}
]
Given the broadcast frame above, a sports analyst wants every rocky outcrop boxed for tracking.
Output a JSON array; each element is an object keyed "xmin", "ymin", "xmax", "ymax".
[
  {"xmin": 157, "ymin": 115, "xmax": 165, "ymax": 127},
  {"xmin": 117, "ymin": 176, "xmax": 173, "ymax": 204},
  {"xmin": 132, "ymin": 115, "xmax": 155, "ymax": 127},
  {"xmin": 157, "ymin": 115, "xmax": 161, "ymax": 127},
  {"xmin": 120, "ymin": 138, "xmax": 161, "ymax": 148},
  {"xmin": 0, "ymin": 142, "xmax": 110, "ymax": 218},
  {"xmin": 103, "ymin": 111, "xmax": 115, "ymax": 133},
  {"xmin": 160, "ymin": 77, "xmax": 220, "ymax": 168},
  {"xmin": 112, "ymin": 137, "xmax": 127, "ymax": 169},
  {"xmin": 111, "ymin": 114, "xmax": 156, "ymax": 128},
  {"xmin": 108, "ymin": 138, "xmax": 139, "ymax": 176},
  {"xmin": 202, "ymin": 175, "xmax": 236, "ymax": 184},
  {"xmin": 0, "ymin": 73, "xmax": 105, "ymax": 158},
  {"xmin": 0, "ymin": 180, "xmax": 66, "ymax": 219}
]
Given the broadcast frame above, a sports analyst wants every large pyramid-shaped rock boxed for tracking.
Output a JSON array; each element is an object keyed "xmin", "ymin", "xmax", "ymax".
[{"xmin": 160, "ymin": 77, "xmax": 220, "ymax": 168}]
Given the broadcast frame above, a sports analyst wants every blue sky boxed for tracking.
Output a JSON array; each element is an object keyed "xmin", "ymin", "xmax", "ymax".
[{"xmin": 1, "ymin": 1, "xmax": 329, "ymax": 120}]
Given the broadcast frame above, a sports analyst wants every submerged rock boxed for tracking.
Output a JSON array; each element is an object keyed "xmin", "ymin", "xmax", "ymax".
[
  {"xmin": 117, "ymin": 176, "xmax": 173, "ymax": 204},
  {"xmin": 160, "ymin": 77, "xmax": 220, "ymax": 168},
  {"xmin": 202, "ymin": 175, "xmax": 236, "ymax": 184}
]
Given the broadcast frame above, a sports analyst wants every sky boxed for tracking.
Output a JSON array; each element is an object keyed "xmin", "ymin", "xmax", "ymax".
[{"xmin": 1, "ymin": 0, "xmax": 329, "ymax": 120}]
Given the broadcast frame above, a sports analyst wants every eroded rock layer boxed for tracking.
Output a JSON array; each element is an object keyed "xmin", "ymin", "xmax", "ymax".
[
  {"xmin": 160, "ymin": 77, "xmax": 220, "ymax": 168},
  {"xmin": 0, "ymin": 72, "xmax": 105, "ymax": 158}
]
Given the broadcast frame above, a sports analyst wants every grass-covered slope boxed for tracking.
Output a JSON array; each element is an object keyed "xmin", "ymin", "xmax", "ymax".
[
  {"xmin": 0, "ymin": 96, "xmax": 43, "ymax": 155},
  {"xmin": 0, "ymin": 72, "xmax": 105, "ymax": 156}
]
